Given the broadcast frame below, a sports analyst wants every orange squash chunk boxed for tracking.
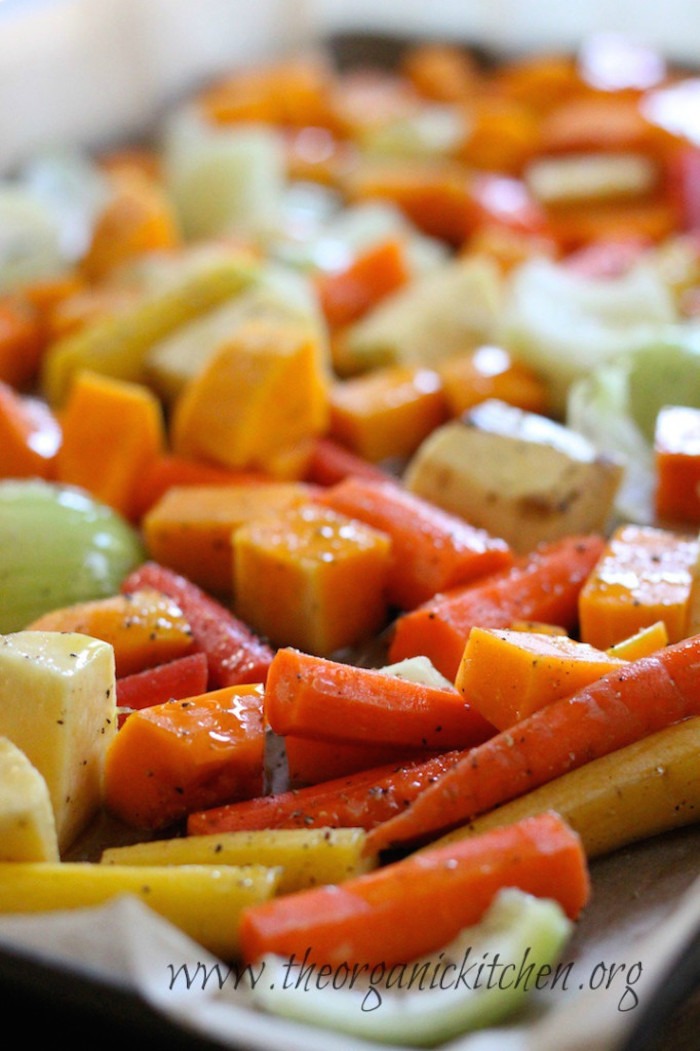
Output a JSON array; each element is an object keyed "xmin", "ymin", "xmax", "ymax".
[
  {"xmin": 578, "ymin": 523, "xmax": 700, "ymax": 649},
  {"xmin": 654, "ymin": 404, "xmax": 700, "ymax": 525},
  {"xmin": 170, "ymin": 318, "xmax": 329, "ymax": 479},
  {"xmin": 54, "ymin": 369, "xmax": 165, "ymax": 519},
  {"xmin": 455, "ymin": 626, "xmax": 625, "ymax": 730},
  {"xmin": 27, "ymin": 589, "xmax": 196, "ymax": 678},
  {"xmin": 233, "ymin": 504, "xmax": 391, "ymax": 655},
  {"xmin": 142, "ymin": 481, "xmax": 313, "ymax": 598},
  {"xmin": 329, "ymin": 364, "xmax": 448, "ymax": 463},
  {"xmin": 436, "ymin": 345, "xmax": 549, "ymax": 417},
  {"xmin": 103, "ymin": 682, "xmax": 265, "ymax": 829}
]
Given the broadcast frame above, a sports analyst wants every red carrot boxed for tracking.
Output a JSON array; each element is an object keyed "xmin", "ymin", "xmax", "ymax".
[
  {"xmin": 366, "ymin": 632, "xmax": 700, "ymax": 854},
  {"xmin": 186, "ymin": 750, "xmax": 466, "ymax": 836},
  {"xmin": 388, "ymin": 533, "xmax": 605, "ymax": 679},
  {"xmin": 239, "ymin": 810, "xmax": 590, "ymax": 968},
  {"xmin": 314, "ymin": 475, "xmax": 513, "ymax": 609},
  {"xmin": 264, "ymin": 647, "xmax": 495, "ymax": 750},
  {"xmin": 303, "ymin": 436, "xmax": 393, "ymax": 488},
  {"xmin": 120, "ymin": 562, "xmax": 274, "ymax": 688},
  {"xmin": 116, "ymin": 651, "xmax": 209, "ymax": 725}
]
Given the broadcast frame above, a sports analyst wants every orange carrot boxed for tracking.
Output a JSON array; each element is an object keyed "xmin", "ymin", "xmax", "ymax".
[
  {"xmin": 119, "ymin": 562, "xmax": 274, "ymax": 688},
  {"xmin": 314, "ymin": 475, "xmax": 513, "ymax": 610},
  {"xmin": 186, "ymin": 750, "xmax": 465, "ymax": 836},
  {"xmin": 315, "ymin": 238, "xmax": 411, "ymax": 329},
  {"xmin": 367, "ymin": 632, "xmax": 700, "ymax": 854},
  {"xmin": 264, "ymin": 647, "xmax": 494, "ymax": 751},
  {"xmin": 104, "ymin": 682, "xmax": 266, "ymax": 830},
  {"xmin": 303, "ymin": 436, "xmax": 393, "ymax": 487},
  {"xmin": 388, "ymin": 534, "xmax": 605, "ymax": 678},
  {"xmin": 0, "ymin": 380, "xmax": 61, "ymax": 479},
  {"xmin": 239, "ymin": 810, "xmax": 589, "ymax": 967}
]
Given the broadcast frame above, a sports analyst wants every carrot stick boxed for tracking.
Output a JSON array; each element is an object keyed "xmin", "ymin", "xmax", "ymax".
[
  {"xmin": 186, "ymin": 750, "xmax": 466, "ymax": 836},
  {"xmin": 239, "ymin": 810, "xmax": 589, "ymax": 967},
  {"xmin": 314, "ymin": 475, "xmax": 513, "ymax": 609},
  {"xmin": 120, "ymin": 562, "xmax": 274, "ymax": 688},
  {"xmin": 264, "ymin": 647, "xmax": 494, "ymax": 750},
  {"xmin": 115, "ymin": 651, "xmax": 209, "ymax": 725},
  {"xmin": 388, "ymin": 533, "xmax": 605, "ymax": 679},
  {"xmin": 366, "ymin": 632, "xmax": 700, "ymax": 854},
  {"xmin": 303, "ymin": 436, "xmax": 393, "ymax": 488}
]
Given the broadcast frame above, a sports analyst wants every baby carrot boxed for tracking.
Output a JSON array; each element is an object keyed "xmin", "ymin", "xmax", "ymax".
[
  {"xmin": 120, "ymin": 561, "xmax": 274, "ymax": 688},
  {"xmin": 366, "ymin": 632, "xmax": 700, "ymax": 854},
  {"xmin": 186, "ymin": 750, "xmax": 465, "ymax": 836},
  {"xmin": 314, "ymin": 475, "xmax": 513, "ymax": 609},
  {"xmin": 264, "ymin": 647, "xmax": 495, "ymax": 751},
  {"xmin": 239, "ymin": 810, "xmax": 589, "ymax": 968}
]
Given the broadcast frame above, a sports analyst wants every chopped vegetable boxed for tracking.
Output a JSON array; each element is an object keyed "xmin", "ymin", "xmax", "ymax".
[
  {"xmin": 0, "ymin": 479, "xmax": 145, "ymax": 633},
  {"xmin": 103, "ymin": 683, "xmax": 266, "ymax": 830},
  {"xmin": 455, "ymin": 627, "xmax": 625, "ymax": 729},
  {"xmin": 264, "ymin": 647, "xmax": 494, "ymax": 750},
  {"xmin": 314, "ymin": 474, "xmax": 513, "ymax": 609}
]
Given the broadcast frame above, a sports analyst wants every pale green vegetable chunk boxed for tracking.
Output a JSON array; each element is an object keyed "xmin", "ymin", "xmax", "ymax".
[
  {"xmin": 250, "ymin": 888, "xmax": 573, "ymax": 1047},
  {"xmin": 0, "ymin": 480, "xmax": 145, "ymax": 633}
]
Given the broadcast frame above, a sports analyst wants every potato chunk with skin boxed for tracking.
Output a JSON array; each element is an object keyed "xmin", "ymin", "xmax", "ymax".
[
  {"xmin": 0, "ymin": 631, "xmax": 116, "ymax": 853},
  {"xmin": 0, "ymin": 736, "xmax": 59, "ymax": 861},
  {"xmin": 404, "ymin": 398, "xmax": 623, "ymax": 553}
]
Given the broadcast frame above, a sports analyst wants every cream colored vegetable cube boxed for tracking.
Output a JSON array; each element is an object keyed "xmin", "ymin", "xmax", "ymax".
[
  {"xmin": 404, "ymin": 399, "xmax": 624, "ymax": 554},
  {"xmin": 0, "ymin": 631, "xmax": 116, "ymax": 853},
  {"xmin": 0, "ymin": 736, "xmax": 59, "ymax": 861}
]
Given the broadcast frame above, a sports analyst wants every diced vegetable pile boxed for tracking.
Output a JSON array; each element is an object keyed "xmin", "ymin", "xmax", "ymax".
[{"xmin": 1, "ymin": 31, "xmax": 700, "ymax": 1046}]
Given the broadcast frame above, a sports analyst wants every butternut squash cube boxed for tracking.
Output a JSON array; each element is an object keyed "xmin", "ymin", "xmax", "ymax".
[
  {"xmin": 329, "ymin": 364, "xmax": 448, "ymax": 463},
  {"xmin": 578, "ymin": 523, "xmax": 700, "ymax": 649},
  {"xmin": 27, "ymin": 588, "xmax": 197, "ymax": 678},
  {"xmin": 436, "ymin": 345, "xmax": 549, "ymax": 418},
  {"xmin": 170, "ymin": 318, "xmax": 330, "ymax": 478},
  {"xmin": 54, "ymin": 369, "xmax": 165, "ymax": 520},
  {"xmin": 455, "ymin": 626, "xmax": 625, "ymax": 730},
  {"xmin": 103, "ymin": 682, "xmax": 266, "ymax": 830},
  {"xmin": 233, "ymin": 505, "xmax": 392, "ymax": 655},
  {"xmin": 142, "ymin": 481, "xmax": 313, "ymax": 598}
]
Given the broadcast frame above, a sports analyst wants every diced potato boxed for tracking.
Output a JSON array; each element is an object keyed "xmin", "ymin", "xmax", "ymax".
[
  {"xmin": 404, "ymin": 398, "xmax": 624, "ymax": 553},
  {"xmin": 233, "ymin": 504, "xmax": 392, "ymax": 655},
  {"xmin": 100, "ymin": 826, "xmax": 377, "ymax": 893},
  {"xmin": 0, "ymin": 736, "xmax": 59, "ymax": 862},
  {"xmin": 0, "ymin": 631, "xmax": 116, "ymax": 853},
  {"xmin": 0, "ymin": 861, "xmax": 280, "ymax": 960}
]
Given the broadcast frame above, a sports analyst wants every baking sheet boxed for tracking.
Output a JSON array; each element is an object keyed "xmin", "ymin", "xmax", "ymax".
[{"xmin": 0, "ymin": 2, "xmax": 698, "ymax": 1046}]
